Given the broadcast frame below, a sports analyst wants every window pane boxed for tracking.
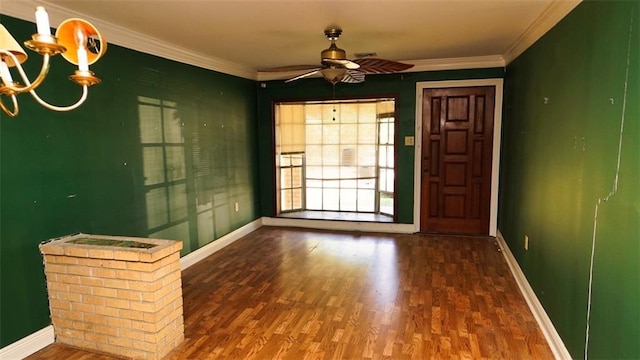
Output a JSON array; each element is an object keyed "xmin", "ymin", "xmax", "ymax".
[
  {"xmin": 306, "ymin": 179, "xmax": 322, "ymax": 188},
  {"xmin": 281, "ymin": 168, "xmax": 292, "ymax": 188},
  {"xmin": 379, "ymin": 169, "xmax": 387, "ymax": 191},
  {"xmin": 306, "ymin": 166, "xmax": 322, "ymax": 179},
  {"xmin": 358, "ymin": 178, "xmax": 375, "ymax": 189},
  {"xmin": 358, "ymin": 145, "xmax": 376, "ymax": 166},
  {"xmin": 380, "ymin": 192, "xmax": 394, "ymax": 215},
  {"xmin": 323, "ymin": 189, "xmax": 339, "ymax": 210},
  {"xmin": 358, "ymin": 166, "xmax": 375, "ymax": 179},
  {"xmin": 357, "ymin": 189, "xmax": 375, "ymax": 212},
  {"xmin": 379, "ymin": 122, "xmax": 389, "ymax": 144},
  {"xmin": 305, "ymin": 105, "xmax": 322, "ymax": 124},
  {"xmin": 379, "ymin": 146, "xmax": 387, "ymax": 167},
  {"xmin": 340, "ymin": 179, "xmax": 357, "ymax": 188},
  {"xmin": 323, "ymin": 179, "xmax": 340, "ymax": 189},
  {"xmin": 280, "ymin": 155, "xmax": 291, "ymax": 167},
  {"xmin": 291, "ymin": 188, "xmax": 303, "ymax": 210},
  {"xmin": 340, "ymin": 166, "xmax": 357, "ymax": 180},
  {"xmin": 358, "ymin": 103, "xmax": 377, "ymax": 123},
  {"xmin": 340, "ymin": 104, "xmax": 358, "ymax": 122},
  {"xmin": 292, "ymin": 167, "xmax": 302, "ymax": 188},
  {"xmin": 323, "ymin": 125, "xmax": 339, "ymax": 143},
  {"xmin": 358, "ymin": 123, "xmax": 376, "ymax": 144},
  {"xmin": 386, "ymin": 169, "xmax": 395, "ymax": 192},
  {"xmin": 340, "ymin": 124, "xmax": 358, "ymax": 144},
  {"xmin": 281, "ymin": 189, "xmax": 292, "ymax": 211},
  {"xmin": 306, "ymin": 124, "xmax": 323, "ymax": 144},
  {"xmin": 306, "ymin": 188, "xmax": 322, "ymax": 209},
  {"xmin": 322, "ymin": 145, "xmax": 340, "ymax": 166},
  {"xmin": 340, "ymin": 189, "xmax": 357, "ymax": 211},
  {"xmin": 323, "ymin": 166, "xmax": 340, "ymax": 180},
  {"xmin": 291, "ymin": 154, "xmax": 303, "ymax": 166},
  {"xmin": 306, "ymin": 145, "xmax": 323, "ymax": 165},
  {"xmin": 387, "ymin": 145, "xmax": 394, "ymax": 167}
]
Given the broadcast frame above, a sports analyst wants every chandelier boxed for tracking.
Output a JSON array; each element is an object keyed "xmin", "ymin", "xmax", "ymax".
[{"xmin": 0, "ymin": 6, "xmax": 106, "ymax": 117}]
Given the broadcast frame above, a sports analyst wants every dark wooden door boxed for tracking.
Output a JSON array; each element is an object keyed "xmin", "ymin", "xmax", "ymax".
[{"xmin": 420, "ymin": 86, "xmax": 495, "ymax": 235}]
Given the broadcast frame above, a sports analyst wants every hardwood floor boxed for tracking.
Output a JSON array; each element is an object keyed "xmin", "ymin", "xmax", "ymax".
[{"xmin": 26, "ymin": 227, "xmax": 553, "ymax": 359}]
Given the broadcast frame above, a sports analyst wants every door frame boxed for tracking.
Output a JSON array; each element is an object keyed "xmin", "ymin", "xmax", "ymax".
[{"xmin": 413, "ymin": 79, "xmax": 503, "ymax": 236}]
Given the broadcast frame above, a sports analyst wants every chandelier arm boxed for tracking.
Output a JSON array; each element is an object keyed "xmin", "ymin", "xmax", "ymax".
[
  {"xmin": 0, "ymin": 94, "xmax": 19, "ymax": 117},
  {"xmin": 0, "ymin": 51, "xmax": 51, "ymax": 94},
  {"xmin": 28, "ymin": 84, "xmax": 88, "ymax": 112}
]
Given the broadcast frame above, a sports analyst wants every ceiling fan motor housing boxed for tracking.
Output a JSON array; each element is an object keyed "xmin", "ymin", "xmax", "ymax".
[{"xmin": 321, "ymin": 43, "xmax": 346, "ymax": 62}]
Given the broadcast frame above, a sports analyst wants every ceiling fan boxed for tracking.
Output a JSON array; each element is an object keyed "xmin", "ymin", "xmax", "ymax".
[{"xmin": 261, "ymin": 28, "xmax": 414, "ymax": 84}]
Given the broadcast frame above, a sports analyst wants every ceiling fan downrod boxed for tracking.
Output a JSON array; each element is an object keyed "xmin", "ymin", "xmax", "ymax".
[{"xmin": 321, "ymin": 28, "xmax": 346, "ymax": 61}]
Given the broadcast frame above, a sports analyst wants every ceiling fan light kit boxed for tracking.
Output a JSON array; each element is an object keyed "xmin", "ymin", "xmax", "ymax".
[
  {"xmin": 266, "ymin": 27, "xmax": 413, "ymax": 85},
  {"xmin": 320, "ymin": 67, "xmax": 348, "ymax": 84}
]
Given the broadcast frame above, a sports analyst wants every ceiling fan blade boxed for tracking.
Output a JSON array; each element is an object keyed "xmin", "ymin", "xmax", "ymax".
[
  {"xmin": 341, "ymin": 70, "xmax": 365, "ymax": 84},
  {"xmin": 259, "ymin": 64, "xmax": 321, "ymax": 72},
  {"xmin": 352, "ymin": 58, "xmax": 414, "ymax": 74},
  {"xmin": 284, "ymin": 68, "xmax": 321, "ymax": 83},
  {"xmin": 322, "ymin": 58, "xmax": 360, "ymax": 70}
]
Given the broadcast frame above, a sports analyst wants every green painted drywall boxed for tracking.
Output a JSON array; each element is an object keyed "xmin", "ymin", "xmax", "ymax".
[
  {"xmin": 257, "ymin": 68, "xmax": 504, "ymax": 223},
  {"xmin": 500, "ymin": 1, "xmax": 639, "ymax": 358},
  {"xmin": 0, "ymin": 15, "xmax": 259, "ymax": 347}
]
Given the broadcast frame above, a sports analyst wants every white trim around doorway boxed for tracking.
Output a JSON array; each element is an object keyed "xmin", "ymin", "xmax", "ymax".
[{"xmin": 413, "ymin": 79, "xmax": 504, "ymax": 236}]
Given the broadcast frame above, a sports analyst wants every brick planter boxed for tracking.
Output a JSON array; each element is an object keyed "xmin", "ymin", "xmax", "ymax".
[{"xmin": 40, "ymin": 234, "xmax": 184, "ymax": 360}]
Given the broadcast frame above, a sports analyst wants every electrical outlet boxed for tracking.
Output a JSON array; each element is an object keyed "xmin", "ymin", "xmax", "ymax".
[
  {"xmin": 524, "ymin": 235, "xmax": 529, "ymax": 250},
  {"xmin": 234, "ymin": 202, "xmax": 239, "ymax": 212}
]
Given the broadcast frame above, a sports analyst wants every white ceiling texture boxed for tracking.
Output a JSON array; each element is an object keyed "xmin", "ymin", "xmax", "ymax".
[{"xmin": 2, "ymin": 0, "xmax": 581, "ymax": 80}]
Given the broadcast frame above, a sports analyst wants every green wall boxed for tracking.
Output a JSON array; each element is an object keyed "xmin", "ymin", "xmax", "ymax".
[
  {"xmin": 499, "ymin": 1, "xmax": 639, "ymax": 358},
  {"xmin": 0, "ymin": 15, "xmax": 259, "ymax": 347},
  {"xmin": 257, "ymin": 68, "xmax": 504, "ymax": 223}
]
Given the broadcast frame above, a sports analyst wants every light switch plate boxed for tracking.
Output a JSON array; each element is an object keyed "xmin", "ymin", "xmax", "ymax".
[{"xmin": 405, "ymin": 136, "xmax": 414, "ymax": 146}]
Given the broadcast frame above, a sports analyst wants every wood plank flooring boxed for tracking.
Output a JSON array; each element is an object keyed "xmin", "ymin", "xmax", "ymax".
[{"xmin": 26, "ymin": 227, "xmax": 553, "ymax": 359}]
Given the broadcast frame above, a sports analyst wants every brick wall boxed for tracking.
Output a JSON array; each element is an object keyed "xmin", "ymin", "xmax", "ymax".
[{"xmin": 40, "ymin": 234, "xmax": 184, "ymax": 360}]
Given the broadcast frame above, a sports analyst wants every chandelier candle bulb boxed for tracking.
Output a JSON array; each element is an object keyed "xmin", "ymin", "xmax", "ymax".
[
  {"xmin": 77, "ymin": 48, "xmax": 89, "ymax": 71},
  {"xmin": 35, "ymin": 6, "xmax": 51, "ymax": 36},
  {"xmin": 74, "ymin": 26, "xmax": 89, "ymax": 71}
]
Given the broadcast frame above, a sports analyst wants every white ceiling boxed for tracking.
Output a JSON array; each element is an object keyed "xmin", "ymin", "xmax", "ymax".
[{"xmin": 2, "ymin": 0, "xmax": 580, "ymax": 80}]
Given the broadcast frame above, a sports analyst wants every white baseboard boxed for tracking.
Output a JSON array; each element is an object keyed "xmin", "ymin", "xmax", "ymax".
[
  {"xmin": 180, "ymin": 218, "xmax": 263, "ymax": 270},
  {"xmin": 0, "ymin": 325, "xmax": 54, "ymax": 360},
  {"xmin": 261, "ymin": 217, "xmax": 416, "ymax": 234},
  {"xmin": 496, "ymin": 230, "xmax": 572, "ymax": 360}
]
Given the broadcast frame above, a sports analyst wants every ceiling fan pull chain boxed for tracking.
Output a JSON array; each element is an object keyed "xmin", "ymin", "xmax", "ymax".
[{"xmin": 332, "ymin": 83, "xmax": 337, "ymax": 121}]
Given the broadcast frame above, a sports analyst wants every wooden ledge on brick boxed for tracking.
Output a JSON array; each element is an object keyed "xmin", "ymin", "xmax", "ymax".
[{"xmin": 40, "ymin": 233, "xmax": 183, "ymax": 262}]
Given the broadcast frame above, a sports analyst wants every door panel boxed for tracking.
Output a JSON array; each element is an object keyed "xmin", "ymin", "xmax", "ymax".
[{"xmin": 420, "ymin": 86, "xmax": 495, "ymax": 235}]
